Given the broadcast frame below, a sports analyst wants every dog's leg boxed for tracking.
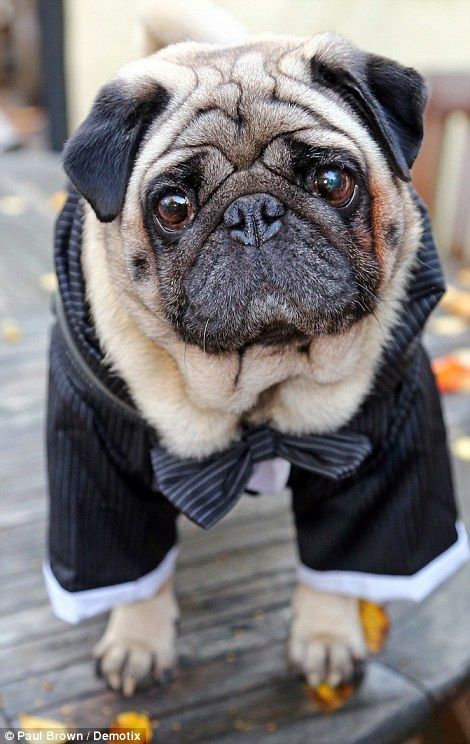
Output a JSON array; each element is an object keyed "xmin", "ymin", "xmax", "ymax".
[
  {"xmin": 288, "ymin": 583, "xmax": 367, "ymax": 687},
  {"xmin": 94, "ymin": 578, "xmax": 179, "ymax": 696}
]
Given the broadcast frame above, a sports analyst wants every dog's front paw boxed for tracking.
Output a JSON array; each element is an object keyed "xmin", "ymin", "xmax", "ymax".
[
  {"xmin": 288, "ymin": 583, "xmax": 367, "ymax": 687},
  {"xmin": 94, "ymin": 579, "xmax": 179, "ymax": 696}
]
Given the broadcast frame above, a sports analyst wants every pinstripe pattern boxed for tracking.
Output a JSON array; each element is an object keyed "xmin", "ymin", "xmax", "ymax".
[
  {"xmin": 151, "ymin": 428, "xmax": 372, "ymax": 528},
  {"xmin": 46, "ymin": 188, "xmax": 463, "ymax": 599},
  {"xmin": 291, "ymin": 348, "xmax": 459, "ymax": 575}
]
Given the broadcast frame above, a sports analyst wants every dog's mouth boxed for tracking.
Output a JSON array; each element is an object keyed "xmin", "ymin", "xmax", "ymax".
[
  {"xmin": 247, "ymin": 323, "xmax": 311, "ymax": 348},
  {"xmin": 173, "ymin": 296, "xmax": 367, "ymax": 354}
]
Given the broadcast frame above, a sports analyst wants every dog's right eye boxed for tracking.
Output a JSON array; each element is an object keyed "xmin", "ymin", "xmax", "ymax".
[
  {"xmin": 154, "ymin": 190, "xmax": 195, "ymax": 231},
  {"xmin": 311, "ymin": 167, "xmax": 356, "ymax": 208}
]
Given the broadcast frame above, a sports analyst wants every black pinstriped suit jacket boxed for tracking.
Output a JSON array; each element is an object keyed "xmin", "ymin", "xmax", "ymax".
[{"xmin": 46, "ymin": 190, "xmax": 461, "ymax": 597}]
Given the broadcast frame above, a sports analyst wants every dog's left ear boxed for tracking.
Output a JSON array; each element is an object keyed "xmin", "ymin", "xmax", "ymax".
[
  {"xmin": 63, "ymin": 78, "xmax": 170, "ymax": 222},
  {"xmin": 312, "ymin": 50, "xmax": 428, "ymax": 181}
]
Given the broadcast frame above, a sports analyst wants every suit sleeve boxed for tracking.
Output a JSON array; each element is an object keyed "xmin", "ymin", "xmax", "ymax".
[{"xmin": 45, "ymin": 323, "xmax": 179, "ymax": 622}]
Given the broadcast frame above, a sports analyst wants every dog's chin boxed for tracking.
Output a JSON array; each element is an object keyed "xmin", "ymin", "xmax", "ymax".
[{"xmin": 174, "ymin": 307, "xmax": 368, "ymax": 355}]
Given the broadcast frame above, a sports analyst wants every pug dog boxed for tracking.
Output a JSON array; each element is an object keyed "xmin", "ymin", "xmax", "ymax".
[{"xmin": 45, "ymin": 31, "xmax": 467, "ymax": 699}]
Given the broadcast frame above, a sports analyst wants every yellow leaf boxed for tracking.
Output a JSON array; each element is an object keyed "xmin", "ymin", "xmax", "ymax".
[
  {"xmin": 110, "ymin": 712, "xmax": 153, "ymax": 743},
  {"xmin": 307, "ymin": 681, "xmax": 354, "ymax": 713},
  {"xmin": 429, "ymin": 315, "xmax": 468, "ymax": 337},
  {"xmin": 441, "ymin": 286, "xmax": 470, "ymax": 321},
  {"xmin": 457, "ymin": 267, "xmax": 470, "ymax": 287},
  {"xmin": 39, "ymin": 272, "xmax": 58, "ymax": 293},
  {"xmin": 48, "ymin": 190, "xmax": 67, "ymax": 213},
  {"xmin": 360, "ymin": 600, "xmax": 390, "ymax": 653},
  {"xmin": 1, "ymin": 317, "xmax": 22, "ymax": 342},
  {"xmin": 451, "ymin": 436, "xmax": 470, "ymax": 462},
  {"xmin": 18, "ymin": 714, "xmax": 67, "ymax": 731}
]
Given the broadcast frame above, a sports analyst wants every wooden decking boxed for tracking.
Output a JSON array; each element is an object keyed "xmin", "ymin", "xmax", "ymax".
[{"xmin": 1, "ymin": 151, "xmax": 469, "ymax": 743}]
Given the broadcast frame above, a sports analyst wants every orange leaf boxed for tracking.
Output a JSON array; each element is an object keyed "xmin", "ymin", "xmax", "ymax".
[
  {"xmin": 359, "ymin": 600, "xmax": 390, "ymax": 653},
  {"xmin": 307, "ymin": 600, "xmax": 390, "ymax": 713},
  {"xmin": 431, "ymin": 353, "xmax": 470, "ymax": 394},
  {"xmin": 110, "ymin": 712, "xmax": 153, "ymax": 743},
  {"xmin": 307, "ymin": 681, "xmax": 354, "ymax": 713}
]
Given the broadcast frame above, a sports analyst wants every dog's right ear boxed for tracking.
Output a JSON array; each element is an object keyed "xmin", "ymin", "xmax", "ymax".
[{"xmin": 63, "ymin": 79, "xmax": 170, "ymax": 222}]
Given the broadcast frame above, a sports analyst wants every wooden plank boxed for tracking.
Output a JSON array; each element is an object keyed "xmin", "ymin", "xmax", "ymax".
[
  {"xmin": 0, "ymin": 526, "xmax": 296, "ymax": 615},
  {"xmin": 130, "ymin": 664, "xmax": 429, "ymax": 744},
  {"xmin": 379, "ymin": 562, "xmax": 470, "ymax": 700},
  {"xmin": 5, "ymin": 658, "xmax": 430, "ymax": 744},
  {"xmin": 0, "ymin": 586, "xmax": 292, "ymax": 686}
]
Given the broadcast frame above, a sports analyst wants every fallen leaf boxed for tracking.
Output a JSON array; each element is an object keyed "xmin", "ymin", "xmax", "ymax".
[
  {"xmin": 451, "ymin": 436, "xmax": 470, "ymax": 462},
  {"xmin": 441, "ymin": 286, "xmax": 470, "ymax": 321},
  {"xmin": 431, "ymin": 353, "xmax": 470, "ymax": 394},
  {"xmin": 110, "ymin": 712, "xmax": 153, "ymax": 743},
  {"xmin": 307, "ymin": 681, "xmax": 354, "ymax": 713},
  {"xmin": 457, "ymin": 267, "xmax": 470, "ymax": 287},
  {"xmin": 1, "ymin": 317, "xmax": 22, "ymax": 342},
  {"xmin": 0, "ymin": 195, "xmax": 27, "ymax": 215},
  {"xmin": 39, "ymin": 272, "xmax": 58, "ymax": 293},
  {"xmin": 307, "ymin": 600, "xmax": 389, "ymax": 713},
  {"xmin": 234, "ymin": 719, "xmax": 252, "ymax": 731},
  {"xmin": 359, "ymin": 600, "xmax": 390, "ymax": 653},
  {"xmin": 48, "ymin": 190, "xmax": 67, "ymax": 213},
  {"xmin": 428, "ymin": 315, "xmax": 468, "ymax": 337},
  {"xmin": 454, "ymin": 348, "xmax": 470, "ymax": 366},
  {"xmin": 18, "ymin": 714, "xmax": 67, "ymax": 731}
]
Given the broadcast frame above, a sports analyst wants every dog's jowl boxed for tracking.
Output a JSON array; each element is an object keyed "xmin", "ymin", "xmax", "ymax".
[{"xmin": 44, "ymin": 34, "xmax": 469, "ymax": 695}]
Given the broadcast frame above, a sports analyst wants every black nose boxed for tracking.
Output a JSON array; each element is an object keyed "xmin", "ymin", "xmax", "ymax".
[{"xmin": 223, "ymin": 193, "xmax": 286, "ymax": 246}]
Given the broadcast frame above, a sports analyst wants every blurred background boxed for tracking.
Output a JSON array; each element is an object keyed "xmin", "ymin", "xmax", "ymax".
[{"xmin": 1, "ymin": 2, "xmax": 470, "ymax": 741}]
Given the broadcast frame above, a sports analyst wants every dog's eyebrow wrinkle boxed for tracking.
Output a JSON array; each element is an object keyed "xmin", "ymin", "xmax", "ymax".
[
  {"xmin": 171, "ymin": 142, "xmax": 233, "ymax": 164},
  {"xmin": 154, "ymin": 103, "xmax": 243, "ymax": 165},
  {"xmin": 190, "ymin": 105, "xmax": 241, "ymax": 127},
  {"xmin": 272, "ymin": 61, "xmax": 371, "ymax": 168},
  {"xmin": 143, "ymin": 140, "xmax": 233, "ymax": 183},
  {"xmin": 200, "ymin": 165, "xmax": 236, "ymax": 206},
  {"xmin": 268, "ymin": 94, "xmax": 342, "ymax": 132},
  {"xmin": 258, "ymin": 126, "xmax": 331, "ymax": 161}
]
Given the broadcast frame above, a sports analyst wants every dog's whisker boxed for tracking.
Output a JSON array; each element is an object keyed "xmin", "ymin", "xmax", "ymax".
[
  {"xmin": 203, "ymin": 319, "xmax": 210, "ymax": 356},
  {"xmin": 414, "ymin": 255, "xmax": 437, "ymax": 272},
  {"xmin": 101, "ymin": 279, "xmax": 133, "ymax": 314},
  {"xmin": 183, "ymin": 342, "xmax": 189, "ymax": 384}
]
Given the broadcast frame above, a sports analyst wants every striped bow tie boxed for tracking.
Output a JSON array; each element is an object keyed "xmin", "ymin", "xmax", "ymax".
[{"xmin": 150, "ymin": 426, "xmax": 372, "ymax": 529}]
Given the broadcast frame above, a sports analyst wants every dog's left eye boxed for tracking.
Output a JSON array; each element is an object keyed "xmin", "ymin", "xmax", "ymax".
[
  {"xmin": 312, "ymin": 167, "xmax": 356, "ymax": 207},
  {"xmin": 154, "ymin": 190, "xmax": 195, "ymax": 231}
]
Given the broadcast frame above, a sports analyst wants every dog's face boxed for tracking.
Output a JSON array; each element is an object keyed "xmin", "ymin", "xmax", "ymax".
[{"xmin": 64, "ymin": 34, "xmax": 427, "ymax": 353}]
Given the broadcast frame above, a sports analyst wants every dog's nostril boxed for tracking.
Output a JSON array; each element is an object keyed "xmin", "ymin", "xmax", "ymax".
[
  {"xmin": 223, "ymin": 194, "xmax": 285, "ymax": 246},
  {"xmin": 262, "ymin": 200, "xmax": 285, "ymax": 224},
  {"xmin": 223, "ymin": 203, "xmax": 245, "ymax": 229}
]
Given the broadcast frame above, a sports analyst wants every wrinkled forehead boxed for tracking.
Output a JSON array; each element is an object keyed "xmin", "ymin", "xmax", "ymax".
[{"xmin": 128, "ymin": 36, "xmax": 376, "ymax": 192}]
